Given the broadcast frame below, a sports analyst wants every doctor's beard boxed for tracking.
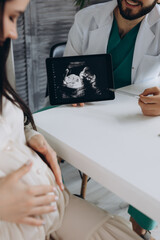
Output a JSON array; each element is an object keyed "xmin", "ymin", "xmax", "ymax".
[{"xmin": 117, "ymin": 0, "xmax": 157, "ymax": 20}]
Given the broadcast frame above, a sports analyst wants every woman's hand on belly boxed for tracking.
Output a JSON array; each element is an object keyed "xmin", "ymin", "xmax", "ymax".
[
  {"xmin": 28, "ymin": 134, "xmax": 64, "ymax": 191},
  {"xmin": 0, "ymin": 161, "xmax": 58, "ymax": 226}
]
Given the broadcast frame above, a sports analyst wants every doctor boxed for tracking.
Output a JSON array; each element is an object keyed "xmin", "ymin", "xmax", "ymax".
[{"xmin": 64, "ymin": 0, "xmax": 160, "ymax": 239}]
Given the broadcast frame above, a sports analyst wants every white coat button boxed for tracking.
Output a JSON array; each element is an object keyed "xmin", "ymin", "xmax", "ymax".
[
  {"xmin": 4, "ymin": 140, "xmax": 13, "ymax": 151},
  {"xmin": 37, "ymin": 168, "xmax": 42, "ymax": 174},
  {"xmin": 6, "ymin": 145, "xmax": 12, "ymax": 151}
]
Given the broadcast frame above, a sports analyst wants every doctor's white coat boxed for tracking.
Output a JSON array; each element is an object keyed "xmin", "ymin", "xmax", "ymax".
[{"xmin": 64, "ymin": 0, "xmax": 160, "ymax": 84}]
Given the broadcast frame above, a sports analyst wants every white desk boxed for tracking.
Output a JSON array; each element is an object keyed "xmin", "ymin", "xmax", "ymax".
[{"xmin": 34, "ymin": 83, "xmax": 160, "ymax": 223}]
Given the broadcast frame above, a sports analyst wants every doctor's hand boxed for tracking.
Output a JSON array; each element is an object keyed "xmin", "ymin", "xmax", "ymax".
[
  {"xmin": 72, "ymin": 103, "xmax": 85, "ymax": 107},
  {"xmin": 0, "ymin": 162, "xmax": 58, "ymax": 226},
  {"xmin": 138, "ymin": 87, "xmax": 160, "ymax": 116},
  {"xmin": 28, "ymin": 134, "xmax": 64, "ymax": 191}
]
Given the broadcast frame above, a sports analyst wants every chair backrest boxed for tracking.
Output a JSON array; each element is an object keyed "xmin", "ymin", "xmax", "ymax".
[
  {"xmin": 50, "ymin": 42, "xmax": 66, "ymax": 58},
  {"xmin": 45, "ymin": 42, "xmax": 67, "ymax": 98}
]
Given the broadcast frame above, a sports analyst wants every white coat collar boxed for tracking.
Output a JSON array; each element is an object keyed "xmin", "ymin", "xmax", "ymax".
[
  {"xmin": 84, "ymin": 1, "xmax": 116, "ymax": 54},
  {"xmin": 132, "ymin": 4, "xmax": 160, "ymax": 82},
  {"xmin": 91, "ymin": 0, "xmax": 117, "ymax": 28},
  {"xmin": 147, "ymin": 4, "xmax": 160, "ymax": 27}
]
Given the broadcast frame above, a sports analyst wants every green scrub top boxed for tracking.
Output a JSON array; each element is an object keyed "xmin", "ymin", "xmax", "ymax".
[
  {"xmin": 107, "ymin": 16, "xmax": 157, "ymax": 230},
  {"xmin": 107, "ymin": 16, "xmax": 140, "ymax": 89}
]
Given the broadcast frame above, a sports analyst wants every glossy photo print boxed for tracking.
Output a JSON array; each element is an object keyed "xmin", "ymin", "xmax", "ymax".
[{"xmin": 46, "ymin": 54, "xmax": 115, "ymax": 105}]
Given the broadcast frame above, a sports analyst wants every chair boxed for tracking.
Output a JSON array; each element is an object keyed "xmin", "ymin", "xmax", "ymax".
[
  {"xmin": 45, "ymin": 42, "xmax": 67, "ymax": 100},
  {"xmin": 37, "ymin": 44, "xmax": 67, "ymax": 112},
  {"xmin": 50, "ymin": 42, "xmax": 67, "ymax": 58},
  {"xmin": 49, "ymin": 42, "xmax": 89, "ymax": 199}
]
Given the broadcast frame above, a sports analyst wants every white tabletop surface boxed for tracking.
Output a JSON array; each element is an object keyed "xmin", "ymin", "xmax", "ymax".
[{"xmin": 34, "ymin": 81, "xmax": 160, "ymax": 223}]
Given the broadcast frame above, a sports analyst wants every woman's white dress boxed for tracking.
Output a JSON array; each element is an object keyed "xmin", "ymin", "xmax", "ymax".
[{"xmin": 0, "ymin": 97, "xmax": 142, "ymax": 240}]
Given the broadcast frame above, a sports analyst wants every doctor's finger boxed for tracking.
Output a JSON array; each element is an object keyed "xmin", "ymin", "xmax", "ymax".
[
  {"xmin": 140, "ymin": 87, "xmax": 160, "ymax": 96},
  {"xmin": 72, "ymin": 103, "xmax": 78, "ymax": 107},
  {"xmin": 139, "ymin": 95, "xmax": 160, "ymax": 104},
  {"xmin": 79, "ymin": 103, "xmax": 85, "ymax": 107},
  {"xmin": 139, "ymin": 101, "xmax": 160, "ymax": 116},
  {"xmin": 72, "ymin": 103, "xmax": 84, "ymax": 107},
  {"xmin": 138, "ymin": 100, "xmax": 155, "ymax": 110},
  {"xmin": 141, "ymin": 108, "xmax": 160, "ymax": 116}
]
